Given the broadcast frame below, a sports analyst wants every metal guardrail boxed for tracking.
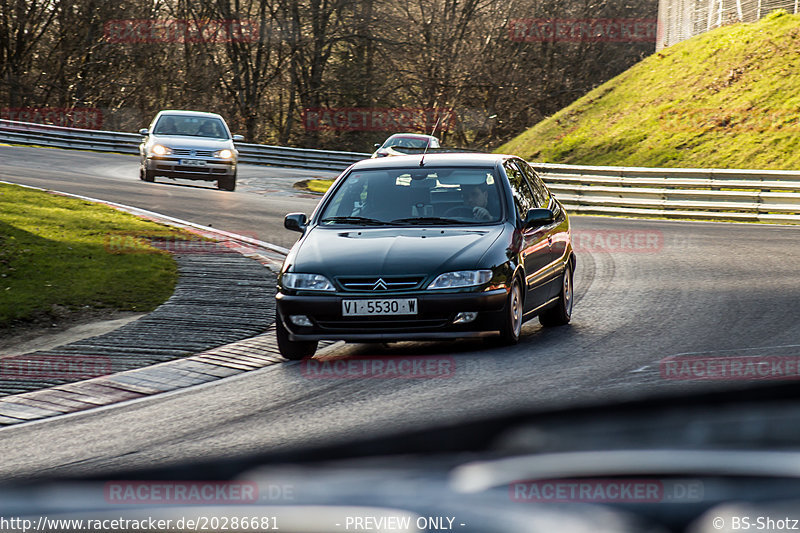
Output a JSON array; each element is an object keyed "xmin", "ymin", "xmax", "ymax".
[
  {"xmin": 0, "ymin": 119, "xmax": 368, "ymax": 171},
  {"xmin": 2, "ymin": 118, "xmax": 799, "ymax": 223},
  {"xmin": 534, "ymin": 162, "xmax": 800, "ymax": 223}
]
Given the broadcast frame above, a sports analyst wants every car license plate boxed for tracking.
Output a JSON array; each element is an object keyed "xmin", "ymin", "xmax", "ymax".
[
  {"xmin": 180, "ymin": 159, "xmax": 207, "ymax": 166},
  {"xmin": 342, "ymin": 298, "xmax": 418, "ymax": 316}
]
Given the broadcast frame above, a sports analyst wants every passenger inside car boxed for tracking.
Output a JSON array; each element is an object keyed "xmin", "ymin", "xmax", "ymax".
[{"xmin": 197, "ymin": 120, "xmax": 222, "ymax": 138}]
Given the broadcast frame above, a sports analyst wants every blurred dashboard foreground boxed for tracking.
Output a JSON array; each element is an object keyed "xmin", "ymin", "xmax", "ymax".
[{"xmin": 5, "ymin": 384, "xmax": 800, "ymax": 532}]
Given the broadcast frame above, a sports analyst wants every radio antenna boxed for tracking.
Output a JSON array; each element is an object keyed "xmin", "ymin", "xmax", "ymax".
[{"xmin": 420, "ymin": 114, "xmax": 442, "ymax": 167}]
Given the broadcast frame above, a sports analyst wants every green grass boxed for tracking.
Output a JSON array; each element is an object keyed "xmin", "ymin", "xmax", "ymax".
[
  {"xmin": 498, "ymin": 10, "xmax": 800, "ymax": 169},
  {"xmin": 0, "ymin": 183, "xmax": 194, "ymax": 328}
]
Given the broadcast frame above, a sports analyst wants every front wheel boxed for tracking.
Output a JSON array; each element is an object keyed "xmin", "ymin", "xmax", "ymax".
[
  {"xmin": 498, "ymin": 277, "xmax": 523, "ymax": 345},
  {"xmin": 539, "ymin": 261, "xmax": 573, "ymax": 327},
  {"xmin": 275, "ymin": 313, "xmax": 318, "ymax": 360},
  {"xmin": 218, "ymin": 173, "xmax": 236, "ymax": 191}
]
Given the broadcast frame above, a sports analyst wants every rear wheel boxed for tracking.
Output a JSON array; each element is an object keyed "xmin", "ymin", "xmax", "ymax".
[
  {"xmin": 539, "ymin": 261, "xmax": 573, "ymax": 327},
  {"xmin": 276, "ymin": 313, "xmax": 318, "ymax": 360},
  {"xmin": 498, "ymin": 277, "xmax": 523, "ymax": 345}
]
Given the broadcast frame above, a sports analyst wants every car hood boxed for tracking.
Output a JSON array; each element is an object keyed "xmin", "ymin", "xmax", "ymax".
[
  {"xmin": 147, "ymin": 135, "xmax": 233, "ymax": 149},
  {"xmin": 289, "ymin": 225, "xmax": 506, "ymax": 279}
]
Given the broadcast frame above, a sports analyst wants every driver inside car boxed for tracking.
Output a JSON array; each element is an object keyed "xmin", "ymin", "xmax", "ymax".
[{"xmin": 462, "ymin": 183, "xmax": 493, "ymax": 221}]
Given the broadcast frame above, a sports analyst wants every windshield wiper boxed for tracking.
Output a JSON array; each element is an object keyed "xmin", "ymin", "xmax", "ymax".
[
  {"xmin": 320, "ymin": 216, "xmax": 391, "ymax": 226},
  {"xmin": 390, "ymin": 216, "xmax": 466, "ymax": 225}
]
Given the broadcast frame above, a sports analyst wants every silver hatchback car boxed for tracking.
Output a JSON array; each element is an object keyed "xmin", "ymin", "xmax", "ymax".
[{"xmin": 139, "ymin": 110, "xmax": 243, "ymax": 191}]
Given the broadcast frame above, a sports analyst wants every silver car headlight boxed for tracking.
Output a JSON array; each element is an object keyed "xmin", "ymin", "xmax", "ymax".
[
  {"xmin": 150, "ymin": 144, "xmax": 171, "ymax": 156},
  {"xmin": 427, "ymin": 270, "xmax": 492, "ymax": 290},
  {"xmin": 282, "ymin": 273, "xmax": 335, "ymax": 291},
  {"xmin": 215, "ymin": 149, "xmax": 234, "ymax": 159}
]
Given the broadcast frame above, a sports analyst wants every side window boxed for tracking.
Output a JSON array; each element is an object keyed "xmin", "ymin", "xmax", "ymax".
[
  {"xmin": 503, "ymin": 161, "xmax": 537, "ymax": 219},
  {"xmin": 518, "ymin": 161, "xmax": 549, "ymax": 207}
]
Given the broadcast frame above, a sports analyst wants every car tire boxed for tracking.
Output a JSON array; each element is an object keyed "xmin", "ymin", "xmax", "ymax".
[
  {"xmin": 498, "ymin": 277, "xmax": 523, "ymax": 345},
  {"xmin": 218, "ymin": 173, "xmax": 236, "ymax": 191},
  {"xmin": 539, "ymin": 261, "xmax": 573, "ymax": 327},
  {"xmin": 142, "ymin": 168, "xmax": 155, "ymax": 183},
  {"xmin": 276, "ymin": 312, "xmax": 318, "ymax": 360}
]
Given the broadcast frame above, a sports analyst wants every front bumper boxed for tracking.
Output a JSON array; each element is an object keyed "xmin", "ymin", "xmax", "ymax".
[
  {"xmin": 276, "ymin": 288, "xmax": 508, "ymax": 342},
  {"xmin": 145, "ymin": 157, "xmax": 235, "ymax": 181}
]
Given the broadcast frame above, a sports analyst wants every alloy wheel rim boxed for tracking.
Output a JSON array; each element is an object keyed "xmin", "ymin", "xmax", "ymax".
[
  {"xmin": 564, "ymin": 268, "xmax": 573, "ymax": 316},
  {"xmin": 511, "ymin": 283, "xmax": 522, "ymax": 337}
]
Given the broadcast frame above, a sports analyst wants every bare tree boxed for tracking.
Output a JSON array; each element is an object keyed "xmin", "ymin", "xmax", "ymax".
[
  {"xmin": 0, "ymin": 0, "xmax": 657, "ymax": 149},
  {"xmin": 0, "ymin": 0, "xmax": 60, "ymax": 106}
]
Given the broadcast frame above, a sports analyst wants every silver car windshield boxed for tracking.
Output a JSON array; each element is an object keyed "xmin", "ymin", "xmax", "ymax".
[
  {"xmin": 383, "ymin": 136, "xmax": 437, "ymax": 149},
  {"xmin": 153, "ymin": 116, "xmax": 230, "ymax": 139},
  {"xmin": 319, "ymin": 167, "xmax": 503, "ymax": 225}
]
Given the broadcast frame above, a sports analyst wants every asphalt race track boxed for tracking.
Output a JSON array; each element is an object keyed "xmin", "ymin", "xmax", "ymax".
[
  {"xmin": 2, "ymin": 144, "xmax": 800, "ymax": 479},
  {"xmin": 0, "ymin": 144, "xmax": 337, "ymax": 251}
]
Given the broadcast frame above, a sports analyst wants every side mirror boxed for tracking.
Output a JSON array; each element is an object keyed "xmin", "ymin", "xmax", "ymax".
[
  {"xmin": 373, "ymin": 143, "xmax": 381, "ymax": 148},
  {"xmin": 233, "ymin": 134, "xmax": 244, "ymax": 142},
  {"xmin": 523, "ymin": 208, "xmax": 554, "ymax": 229},
  {"xmin": 139, "ymin": 128, "xmax": 149, "ymax": 135},
  {"xmin": 284, "ymin": 213, "xmax": 308, "ymax": 233}
]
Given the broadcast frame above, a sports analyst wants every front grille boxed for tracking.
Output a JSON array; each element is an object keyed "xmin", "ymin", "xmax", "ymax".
[
  {"xmin": 172, "ymin": 149, "xmax": 215, "ymax": 157},
  {"xmin": 172, "ymin": 166, "xmax": 211, "ymax": 173},
  {"xmin": 156, "ymin": 165, "xmax": 227, "ymax": 175},
  {"xmin": 316, "ymin": 318, "xmax": 450, "ymax": 331},
  {"xmin": 338, "ymin": 276, "xmax": 425, "ymax": 292}
]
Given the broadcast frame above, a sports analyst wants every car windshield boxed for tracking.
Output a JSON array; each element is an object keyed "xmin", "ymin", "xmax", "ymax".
[
  {"xmin": 153, "ymin": 115, "xmax": 229, "ymax": 139},
  {"xmin": 383, "ymin": 136, "xmax": 435, "ymax": 148},
  {"xmin": 319, "ymin": 167, "xmax": 502, "ymax": 225}
]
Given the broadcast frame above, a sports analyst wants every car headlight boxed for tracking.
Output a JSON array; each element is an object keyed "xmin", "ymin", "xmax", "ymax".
[
  {"xmin": 151, "ymin": 144, "xmax": 170, "ymax": 156},
  {"xmin": 281, "ymin": 273, "xmax": 335, "ymax": 291},
  {"xmin": 216, "ymin": 149, "xmax": 234, "ymax": 159},
  {"xmin": 427, "ymin": 270, "xmax": 492, "ymax": 290}
]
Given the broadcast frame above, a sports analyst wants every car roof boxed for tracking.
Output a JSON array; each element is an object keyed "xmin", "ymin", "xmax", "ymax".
[
  {"xmin": 351, "ymin": 152, "xmax": 512, "ymax": 169},
  {"xmin": 154, "ymin": 110, "xmax": 225, "ymax": 120}
]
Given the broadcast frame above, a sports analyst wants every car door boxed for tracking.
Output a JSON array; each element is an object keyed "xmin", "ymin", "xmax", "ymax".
[
  {"xmin": 503, "ymin": 160, "xmax": 552, "ymax": 311},
  {"xmin": 519, "ymin": 160, "xmax": 570, "ymax": 299}
]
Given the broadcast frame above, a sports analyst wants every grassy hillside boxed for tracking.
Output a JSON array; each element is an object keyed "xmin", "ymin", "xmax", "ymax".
[{"xmin": 498, "ymin": 11, "xmax": 800, "ymax": 169}]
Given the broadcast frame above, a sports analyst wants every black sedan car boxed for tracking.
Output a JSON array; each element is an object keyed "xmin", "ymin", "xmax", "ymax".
[{"xmin": 276, "ymin": 153, "xmax": 574, "ymax": 359}]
